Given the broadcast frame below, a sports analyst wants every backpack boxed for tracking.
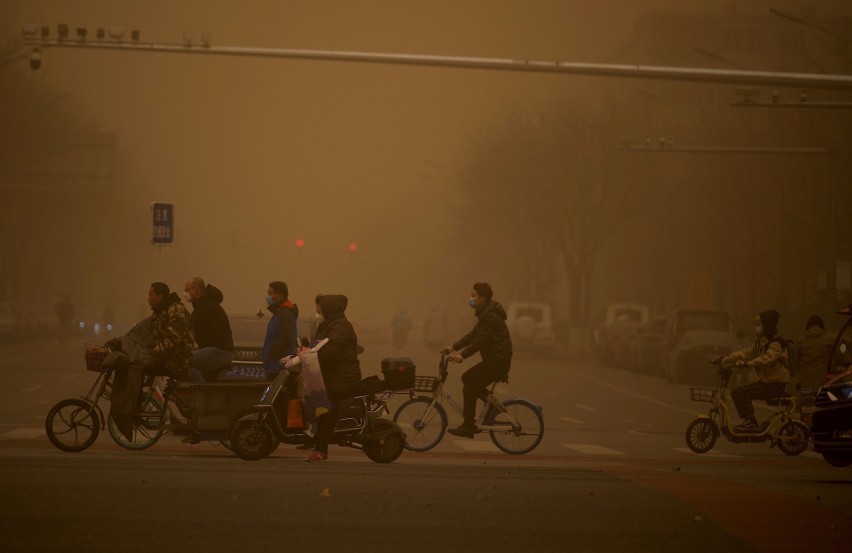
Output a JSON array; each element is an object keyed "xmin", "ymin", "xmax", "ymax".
[{"xmin": 782, "ymin": 339, "xmax": 800, "ymax": 376}]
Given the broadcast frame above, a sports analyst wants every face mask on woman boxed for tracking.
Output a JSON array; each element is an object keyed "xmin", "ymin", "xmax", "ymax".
[
  {"xmin": 755, "ymin": 325, "xmax": 764, "ymax": 336},
  {"xmin": 468, "ymin": 298, "xmax": 477, "ymax": 309}
]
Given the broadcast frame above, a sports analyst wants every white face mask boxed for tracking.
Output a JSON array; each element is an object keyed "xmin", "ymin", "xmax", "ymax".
[
  {"xmin": 183, "ymin": 292, "xmax": 192, "ymax": 302},
  {"xmin": 755, "ymin": 325, "xmax": 764, "ymax": 336}
]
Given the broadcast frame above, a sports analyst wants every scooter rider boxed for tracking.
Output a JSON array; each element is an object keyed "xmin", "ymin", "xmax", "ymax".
[
  {"xmin": 720, "ymin": 309, "xmax": 790, "ymax": 432},
  {"xmin": 443, "ymin": 282, "xmax": 513, "ymax": 438}
]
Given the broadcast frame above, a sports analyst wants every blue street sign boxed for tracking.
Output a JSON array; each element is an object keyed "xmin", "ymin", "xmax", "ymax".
[{"xmin": 151, "ymin": 202, "xmax": 174, "ymax": 245}]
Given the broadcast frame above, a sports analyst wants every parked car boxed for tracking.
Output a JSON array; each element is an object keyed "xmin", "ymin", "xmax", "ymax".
[
  {"xmin": 506, "ymin": 302, "xmax": 555, "ymax": 356},
  {"xmin": 812, "ymin": 306, "xmax": 852, "ymax": 468},
  {"xmin": 629, "ymin": 317, "xmax": 668, "ymax": 376},
  {"xmin": 595, "ymin": 303, "xmax": 649, "ymax": 366},
  {"xmin": 662, "ymin": 309, "xmax": 735, "ymax": 385}
]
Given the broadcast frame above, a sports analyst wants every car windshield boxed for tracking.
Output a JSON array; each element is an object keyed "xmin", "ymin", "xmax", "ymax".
[
  {"xmin": 678, "ymin": 312, "xmax": 730, "ymax": 332},
  {"xmin": 515, "ymin": 307, "xmax": 544, "ymax": 323},
  {"xmin": 829, "ymin": 319, "xmax": 852, "ymax": 375},
  {"xmin": 613, "ymin": 308, "xmax": 644, "ymax": 323},
  {"xmin": 230, "ymin": 317, "xmax": 267, "ymax": 344}
]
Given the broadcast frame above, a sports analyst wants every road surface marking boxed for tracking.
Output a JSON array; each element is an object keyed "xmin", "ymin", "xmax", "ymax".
[
  {"xmin": 569, "ymin": 372, "xmax": 697, "ymax": 415},
  {"xmin": 671, "ymin": 447, "xmax": 740, "ymax": 457},
  {"xmin": 575, "ymin": 403, "xmax": 597, "ymax": 412},
  {"xmin": 22, "ymin": 385, "xmax": 43, "ymax": 393},
  {"xmin": 452, "ymin": 440, "xmax": 498, "ymax": 452},
  {"xmin": 1, "ymin": 427, "xmax": 45, "ymax": 439},
  {"xmin": 562, "ymin": 443, "xmax": 625, "ymax": 455},
  {"xmin": 559, "ymin": 416, "xmax": 585, "ymax": 424}
]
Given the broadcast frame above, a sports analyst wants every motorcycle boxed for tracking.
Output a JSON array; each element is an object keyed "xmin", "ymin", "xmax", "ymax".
[{"xmin": 229, "ymin": 360, "xmax": 408, "ymax": 463}]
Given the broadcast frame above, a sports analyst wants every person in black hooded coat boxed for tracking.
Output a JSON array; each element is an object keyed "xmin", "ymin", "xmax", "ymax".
[{"xmin": 305, "ymin": 294, "xmax": 362, "ymax": 461}]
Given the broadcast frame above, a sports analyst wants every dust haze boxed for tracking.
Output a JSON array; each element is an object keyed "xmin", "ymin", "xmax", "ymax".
[{"xmin": 2, "ymin": 0, "xmax": 851, "ymax": 352}]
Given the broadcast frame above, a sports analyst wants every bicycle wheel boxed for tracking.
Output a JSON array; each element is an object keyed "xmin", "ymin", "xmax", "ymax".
[
  {"xmin": 685, "ymin": 418, "xmax": 718, "ymax": 454},
  {"xmin": 776, "ymin": 420, "xmax": 810, "ymax": 456},
  {"xmin": 107, "ymin": 393, "xmax": 165, "ymax": 450},
  {"xmin": 45, "ymin": 399, "xmax": 100, "ymax": 452},
  {"xmin": 488, "ymin": 399, "xmax": 544, "ymax": 455},
  {"xmin": 393, "ymin": 397, "xmax": 447, "ymax": 452}
]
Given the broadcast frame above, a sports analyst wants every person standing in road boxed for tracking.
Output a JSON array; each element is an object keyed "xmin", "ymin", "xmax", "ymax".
[
  {"xmin": 262, "ymin": 281, "xmax": 299, "ymax": 379},
  {"xmin": 304, "ymin": 294, "xmax": 362, "ymax": 462},
  {"xmin": 722, "ymin": 309, "xmax": 790, "ymax": 432},
  {"xmin": 443, "ymin": 282, "xmax": 513, "ymax": 438},
  {"xmin": 796, "ymin": 315, "xmax": 835, "ymax": 392},
  {"xmin": 148, "ymin": 282, "xmax": 194, "ymax": 379},
  {"xmin": 184, "ymin": 277, "xmax": 234, "ymax": 383}
]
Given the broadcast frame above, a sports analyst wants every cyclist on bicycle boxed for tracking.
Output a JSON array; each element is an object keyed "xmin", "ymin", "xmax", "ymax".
[
  {"xmin": 719, "ymin": 309, "xmax": 790, "ymax": 432},
  {"xmin": 443, "ymin": 282, "xmax": 512, "ymax": 438}
]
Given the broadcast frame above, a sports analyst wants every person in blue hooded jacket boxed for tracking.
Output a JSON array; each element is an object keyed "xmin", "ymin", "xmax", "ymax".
[{"xmin": 262, "ymin": 281, "xmax": 299, "ymax": 378}]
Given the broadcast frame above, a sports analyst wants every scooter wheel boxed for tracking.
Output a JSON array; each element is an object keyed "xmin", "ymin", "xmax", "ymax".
[
  {"xmin": 364, "ymin": 419, "xmax": 405, "ymax": 463},
  {"xmin": 776, "ymin": 420, "xmax": 810, "ymax": 456},
  {"xmin": 230, "ymin": 419, "xmax": 277, "ymax": 461},
  {"xmin": 685, "ymin": 418, "xmax": 718, "ymax": 454}
]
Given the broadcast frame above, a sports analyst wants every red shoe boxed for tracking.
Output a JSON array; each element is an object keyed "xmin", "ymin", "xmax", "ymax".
[{"xmin": 306, "ymin": 451, "xmax": 328, "ymax": 463}]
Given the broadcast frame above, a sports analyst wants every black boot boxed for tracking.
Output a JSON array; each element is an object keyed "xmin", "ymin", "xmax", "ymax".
[{"xmin": 448, "ymin": 424, "xmax": 475, "ymax": 438}]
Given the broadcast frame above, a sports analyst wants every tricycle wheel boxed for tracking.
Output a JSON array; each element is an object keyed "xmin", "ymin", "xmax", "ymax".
[
  {"xmin": 822, "ymin": 453, "xmax": 852, "ymax": 467},
  {"xmin": 364, "ymin": 419, "xmax": 405, "ymax": 463},
  {"xmin": 230, "ymin": 418, "xmax": 277, "ymax": 461},
  {"xmin": 45, "ymin": 399, "xmax": 100, "ymax": 452},
  {"xmin": 685, "ymin": 418, "xmax": 718, "ymax": 454}
]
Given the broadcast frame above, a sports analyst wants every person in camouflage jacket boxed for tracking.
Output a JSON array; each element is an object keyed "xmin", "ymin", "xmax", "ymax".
[{"xmin": 148, "ymin": 282, "xmax": 194, "ymax": 378}]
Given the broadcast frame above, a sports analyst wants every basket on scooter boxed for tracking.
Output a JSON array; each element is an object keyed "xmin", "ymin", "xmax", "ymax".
[
  {"xmin": 381, "ymin": 357, "xmax": 416, "ymax": 390},
  {"xmin": 689, "ymin": 387, "xmax": 716, "ymax": 403}
]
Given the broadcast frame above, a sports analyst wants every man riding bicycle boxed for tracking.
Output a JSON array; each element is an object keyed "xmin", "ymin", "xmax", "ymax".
[{"xmin": 443, "ymin": 282, "xmax": 513, "ymax": 438}]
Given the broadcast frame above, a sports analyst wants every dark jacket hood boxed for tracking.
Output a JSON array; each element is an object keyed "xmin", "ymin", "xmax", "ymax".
[
  {"xmin": 319, "ymin": 294, "xmax": 348, "ymax": 320},
  {"xmin": 476, "ymin": 299, "xmax": 507, "ymax": 321},
  {"xmin": 198, "ymin": 284, "xmax": 224, "ymax": 305},
  {"xmin": 758, "ymin": 309, "xmax": 780, "ymax": 340}
]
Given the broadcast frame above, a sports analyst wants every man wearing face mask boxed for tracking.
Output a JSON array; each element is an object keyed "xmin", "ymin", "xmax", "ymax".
[
  {"xmin": 720, "ymin": 309, "xmax": 790, "ymax": 432},
  {"xmin": 442, "ymin": 282, "xmax": 513, "ymax": 438},
  {"xmin": 262, "ymin": 281, "xmax": 299, "ymax": 379},
  {"xmin": 184, "ymin": 277, "xmax": 234, "ymax": 383}
]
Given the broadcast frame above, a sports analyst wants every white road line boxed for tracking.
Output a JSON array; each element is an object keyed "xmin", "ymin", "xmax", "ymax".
[
  {"xmin": 452, "ymin": 440, "xmax": 498, "ymax": 452},
  {"xmin": 1, "ymin": 428, "xmax": 45, "ymax": 439},
  {"xmin": 22, "ymin": 385, "xmax": 43, "ymax": 393},
  {"xmin": 569, "ymin": 372, "xmax": 697, "ymax": 416},
  {"xmin": 560, "ymin": 416, "xmax": 585, "ymax": 424},
  {"xmin": 575, "ymin": 403, "xmax": 597, "ymax": 412},
  {"xmin": 563, "ymin": 443, "xmax": 625, "ymax": 455},
  {"xmin": 671, "ymin": 447, "xmax": 740, "ymax": 458}
]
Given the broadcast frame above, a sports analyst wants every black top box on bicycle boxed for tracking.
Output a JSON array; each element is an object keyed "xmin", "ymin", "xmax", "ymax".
[{"xmin": 381, "ymin": 357, "xmax": 416, "ymax": 390}]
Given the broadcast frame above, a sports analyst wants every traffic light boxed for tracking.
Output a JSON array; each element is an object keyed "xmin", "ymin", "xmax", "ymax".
[
  {"xmin": 295, "ymin": 238, "xmax": 305, "ymax": 248},
  {"xmin": 348, "ymin": 243, "xmax": 358, "ymax": 253}
]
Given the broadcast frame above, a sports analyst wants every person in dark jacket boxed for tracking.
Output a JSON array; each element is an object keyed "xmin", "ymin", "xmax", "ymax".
[
  {"xmin": 262, "ymin": 281, "xmax": 299, "ymax": 377},
  {"xmin": 184, "ymin": 277, "xmax": 234, "ymax": 383},
  {"xmin": 443, "ymin": 282, "xmax": 513, "ymax": 438},
  {"xmin": 304, "ymin": 294, "xmax": 362, "ymax": 462}
]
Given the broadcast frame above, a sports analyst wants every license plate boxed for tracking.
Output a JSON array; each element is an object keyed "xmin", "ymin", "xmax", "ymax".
[{"xmin": 222, "ymin": 364, "xmax": 266, "ymax": 380}]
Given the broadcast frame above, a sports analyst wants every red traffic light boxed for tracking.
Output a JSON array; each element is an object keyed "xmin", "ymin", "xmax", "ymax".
[
  {"xmin": 295, "ymin": 239, "xmax": 305, "ymax": 248},
  {"xmin": 348, "ymin": 243, "xmax": 358, "ymax": 252}
]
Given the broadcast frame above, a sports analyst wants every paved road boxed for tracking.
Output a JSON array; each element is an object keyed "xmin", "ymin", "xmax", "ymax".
[{"xmin": 1, "ymin": 339, "xmax": 851, "ymax": 552}]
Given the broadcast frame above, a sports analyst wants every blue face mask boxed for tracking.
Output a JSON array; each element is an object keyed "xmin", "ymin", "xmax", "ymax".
[
  {"xmin": 266, "ymin": 295, "xmax": 276, "ymax": 306},
  {"xmin": 468, "ymin": 298, "xmax": 477, "ymax": 309}
]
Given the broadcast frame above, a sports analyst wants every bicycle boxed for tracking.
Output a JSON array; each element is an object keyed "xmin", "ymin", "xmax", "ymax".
[
  {"xmin": 45, "ymin": 344, "xmax": 193, "ymax": 452},
  {"xmin": 684, "ymin": 360, "xmax": 810, "ymax": 456},
  {"xmin": 392, "ymin": 353, "xmax": 544, "ymax": 454}
]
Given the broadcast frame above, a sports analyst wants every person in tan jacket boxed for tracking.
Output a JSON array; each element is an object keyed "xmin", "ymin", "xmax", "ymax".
[{"xmin": 722, "ymin": 309, "xmax": 790, "ymax": 432}]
